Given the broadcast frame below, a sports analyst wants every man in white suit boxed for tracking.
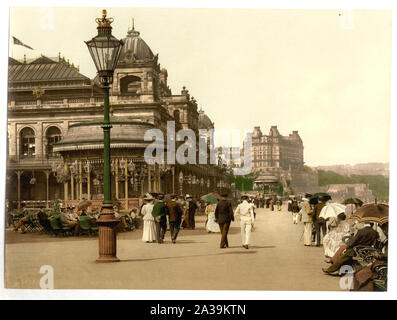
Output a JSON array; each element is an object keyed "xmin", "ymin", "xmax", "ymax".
[
  {"xmin": 300, "ymin": 193, "xmax": 314, "ymax": 246},
  {"xmin": 235, "ymin": 194, "xmax": 255, "ymax": 249}
]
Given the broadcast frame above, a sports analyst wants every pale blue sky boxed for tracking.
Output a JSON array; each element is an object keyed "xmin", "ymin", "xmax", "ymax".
[{"xmin": 8, "ymin": 7, "xmax": 392, "ymax": 166}]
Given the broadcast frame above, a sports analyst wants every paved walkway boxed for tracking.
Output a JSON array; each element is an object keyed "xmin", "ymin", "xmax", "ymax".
[{"xmin": 5, "ymin": 207, "xmax": 341, "ymax": 290}]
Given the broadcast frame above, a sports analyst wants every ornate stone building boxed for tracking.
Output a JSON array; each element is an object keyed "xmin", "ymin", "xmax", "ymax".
[
  {"xmin": 248, "ymin": 125, "xmax": 317, "ymax": 194},
  {"xmin": 6, "ymin": 23, "xmax": 230, "ymax": 211}
]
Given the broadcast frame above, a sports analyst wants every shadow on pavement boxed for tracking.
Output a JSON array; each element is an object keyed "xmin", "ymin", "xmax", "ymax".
[
  {"xmin": 119, "ymin": 249, "xmax": 263, "ymax": 263},
  {"xmin": 226, "ymin": 245, "xmax": 276, "ymax": 249}
]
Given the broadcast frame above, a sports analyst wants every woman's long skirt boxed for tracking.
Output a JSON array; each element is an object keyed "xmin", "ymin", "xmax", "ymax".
[
  {"xmin": 206, "ymin": 212, "xmax": 220, "ymax": 233},
  {"xmin": 142, "ymin": 220, "xmax": 157, "ymax": 242}
]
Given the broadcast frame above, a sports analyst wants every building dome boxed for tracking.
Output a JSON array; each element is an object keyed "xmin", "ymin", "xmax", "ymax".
[
  {"xmin": 118, "ymin": 28, "xmax": 154, "ymax": 63},
  {"xmin": 198, "ymin": 109, "xmax": 214, "ymax": 130}
]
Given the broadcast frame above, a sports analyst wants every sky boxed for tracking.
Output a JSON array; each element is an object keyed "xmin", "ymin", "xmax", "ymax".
[{"xmin": 7, "ymin": 6, "xmax": 392, "ymax": 167}]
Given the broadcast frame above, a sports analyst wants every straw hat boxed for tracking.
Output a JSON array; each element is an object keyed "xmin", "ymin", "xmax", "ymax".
[{"xmin": 144, "ymin": 193, "xmax": 154, "ymax": 200}]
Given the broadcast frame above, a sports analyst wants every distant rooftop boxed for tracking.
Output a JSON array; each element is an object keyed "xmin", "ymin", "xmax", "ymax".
[{"xmin": 8, "ymin": 54, "xmax": 88, "ymax": 83}]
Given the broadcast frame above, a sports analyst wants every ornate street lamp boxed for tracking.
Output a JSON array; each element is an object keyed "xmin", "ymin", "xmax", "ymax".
[{"xmin": 85, "ymin": 9, "xmax": 124, "ymax": 262}]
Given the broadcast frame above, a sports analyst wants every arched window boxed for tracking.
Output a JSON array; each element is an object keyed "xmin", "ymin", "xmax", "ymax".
[
  {"xmin": 120, "ymin": 75, "xmax": 141, "ymax": 95},
  {"xmin": 173, "ymin": 109, "xmax": 180, "ymax": 122},
  {"xmin": 20, "ymin": 127, "xmax": 35, "ymax": 158},
  {"xmin": 46, "ymin": 126, "xmax": 62, "ymax": 157}
]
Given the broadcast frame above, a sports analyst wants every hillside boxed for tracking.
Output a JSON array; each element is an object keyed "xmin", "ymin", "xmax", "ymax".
[{"xmin": 317, "ymin": 170, "xmax": 389, "ymax": 202}]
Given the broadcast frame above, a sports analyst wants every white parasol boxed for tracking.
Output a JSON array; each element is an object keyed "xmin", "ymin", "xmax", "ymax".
[{"xmin": 319, "ymin": 203, "xmax": 346, "ymax": 220}]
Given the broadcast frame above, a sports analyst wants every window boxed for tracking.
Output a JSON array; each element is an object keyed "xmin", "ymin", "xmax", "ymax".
[
  {"xmin": 46, "ymin": 126, "xmax": 62, "ymax": 157},
  {"xmin": 173, "ymin": 110, "xmax": 180, "ymax": 122},
  {"xmin": 20, "ymin": 127, "xmax": 35, "ymax": 158},
  {"xmin": 120, "ymin": 75, "xmax": 141, "ymax": 95}
]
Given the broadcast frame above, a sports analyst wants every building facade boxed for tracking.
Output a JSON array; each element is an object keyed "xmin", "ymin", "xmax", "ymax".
[
  {"xmin": 6, "ymin": 23, "xmax": 231, "ymax": 211},
  {"xmin": 247, "ymin": 126, "xmax": 317, "ymax": 194}
]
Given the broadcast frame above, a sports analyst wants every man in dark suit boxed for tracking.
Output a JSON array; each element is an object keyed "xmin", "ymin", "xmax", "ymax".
[
  {"xmin": 152, "ymin": 194, "xmax": 169, "ymax": 244},
  {"xmin": 313, "ymin": 197, "xmax": 327, "ymax": 246},
  {"xmin": 186, "ymin": 195, "xmax": 198, "ymax": 230},
  {"xmin": 166, "ymin": 195, "xmax": 183, "ymax": 243},
  {"xmin": 215, "ymin": 194, "xmax": 234, "ymax": 248}
]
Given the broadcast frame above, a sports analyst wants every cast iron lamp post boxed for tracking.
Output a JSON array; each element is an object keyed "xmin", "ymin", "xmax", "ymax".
[{"xmin": 85, "ymin": 9, "xmax": 124, "ymax": 262}]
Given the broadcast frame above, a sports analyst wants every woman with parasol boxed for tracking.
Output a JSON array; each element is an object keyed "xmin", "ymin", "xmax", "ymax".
[{"xmin": 202, "ymin": 194, "xmax": 220, "ymax": 233}]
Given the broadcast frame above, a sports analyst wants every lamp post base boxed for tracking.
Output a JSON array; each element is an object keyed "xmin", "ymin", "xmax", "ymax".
[{"xmin": 96, "ymin": 203, "xmax": 120, "ymax": 263}]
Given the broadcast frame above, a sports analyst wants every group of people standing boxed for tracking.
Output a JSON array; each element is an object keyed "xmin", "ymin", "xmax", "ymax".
[
  {"xmin": 298, "ymin": 193, "xmax": 333, "ymax": 247},
  {"xmin": 140, "ymin": 193, "xmax": 197, "ymax": 244},
  {"xmin": 253, "ymin": 196, "xmax": 283, "ymax": 211},
  {"xmin": 140, "ymin": 192, "xmax": 256, "ymax": 249}
]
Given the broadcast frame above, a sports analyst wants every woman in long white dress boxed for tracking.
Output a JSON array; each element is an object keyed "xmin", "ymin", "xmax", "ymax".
[
  {"xmin": 141, "ymin": 198, "xmax": 157, "ymax": 242},
  {"xmin": 205, "ymin": 202, "xmax": 220, "ymax": 233}
]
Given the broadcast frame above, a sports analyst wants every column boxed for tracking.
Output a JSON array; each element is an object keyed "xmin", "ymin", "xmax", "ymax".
[
  {"xmin": 148, "ymin": 165, "xmax": 152, "ymax": 192},
  {"xmin": 140, "ymin": 167, "xmax": 144, "ymax": 197},
  {"xmin": 71, "ymin": 174, "xmax": 74, "ymax": 201},
  {"xmin": 153, "ymin": 164, "xmax": 157, "ymax": 192},
  {"xmin": 115, "ymin": 158, "xmax": 119, "ymax": 200},
  {"xmin": 64, "ymin": 162, "xmax": 69, "ymax": 202},
  {"xmin": 87, "ymin": 162, "xmax": 91, "ymax": 201},
  {"xmin": 124, "ymin": 160, "xmax": 128, "ymax": 210},
  {"xmin": 157, "ymin": 164, "xmax": 161, "ymax": 193},
  {"xmin": 15, "ymin": 170, "xmax": 23, "ymax": 209},
  {"xmin": 44, "ymin": 170, "xmax": 50, "ymax": 208},
  {"xmin": 36, "ymin": 124, "xmax": 43, "ymax": 160},
  {"xmin": 79, "ymin": 160, "xmax": 83, "ymax": 200}
]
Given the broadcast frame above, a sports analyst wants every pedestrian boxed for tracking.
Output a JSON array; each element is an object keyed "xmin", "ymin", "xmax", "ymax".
[
  {"xmin": 141, "ymin": 195, "xmax": 156, "ymax": 242},
  {"xmin": 300, "ymin": 193, "xmax": 314, "ymax": 246},
  {"xmin": 248, "ymin": 198, "xmax": 256, "ymax": 219},
  {"xmin": 214, "ymin": 193, "xmax": 234, "ymax": 248},
  {"xmin": 166, "ymin": 194, "xmax": 183, "ymax": 243},
  {"xmin": 205, "ymin": 200, "xmax": 220, "ymax": 233},
  {"xmin": 312, "ymin": 196, "xmax": 327, "ymax": 247},
  {"xmin": 288, "ymin": 198, "xmax": 293, "ymax": 212},
  {"xmin": 183, "ymin": 195, "xmax": 198, "ymax": 230},
  {"xmin": 181, "ymin": 194, "xmax": 191, "ymax": 229},
  {"xmin": 270, "ymin": 198, "xmax": 274, "ymax": 211},
  {"xmin": 292, "ymin": 198, "xmax": 300, "ymax": 224},
  {"xmin": 277, "ymin": 198, "xmax": 282, "ymax": 211},
  {"xmin": 152, "ymin": 194, "xmax": 169, "ymax": 244},
  {"xmin": 235, "ymin": 194, "xmax": 255, "ymax": 249},
  {"xmin": 177, "ymin": 195, "xmax": 187, "ymax": 225}
]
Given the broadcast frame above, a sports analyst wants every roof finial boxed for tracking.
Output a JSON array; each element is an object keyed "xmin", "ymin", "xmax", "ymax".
[{"xmin": 132, "ymin": 18, "xmax": 134, "ymax": 31}]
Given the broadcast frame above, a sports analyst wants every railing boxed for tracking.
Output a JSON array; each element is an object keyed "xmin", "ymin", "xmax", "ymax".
[
  {"xmin": 46, "ymin": 100, "xmax": 64, "ymax": 105},
  {"xmin": 7, "ymin": 156, "xmax": 61, "ymax": 167},
  {"xmin": 15, "ymin": 100, "xmax": 36, "ymax": 106},
  {"xmin": 9, "ymin": 95, "xmax": 146, "ymax": 110},
  {"xmin": 118, "ymin": 95, "xmax": 140, "ymax": 101},
  {"xmin": 68, "ymin": 98, "xmax": 90, "ymax": 104}
]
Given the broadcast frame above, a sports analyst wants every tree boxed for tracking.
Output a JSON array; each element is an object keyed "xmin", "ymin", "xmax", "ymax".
[{"xmin": 277, "ymin": 182, "xmax": 284, "ymax": 197}]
